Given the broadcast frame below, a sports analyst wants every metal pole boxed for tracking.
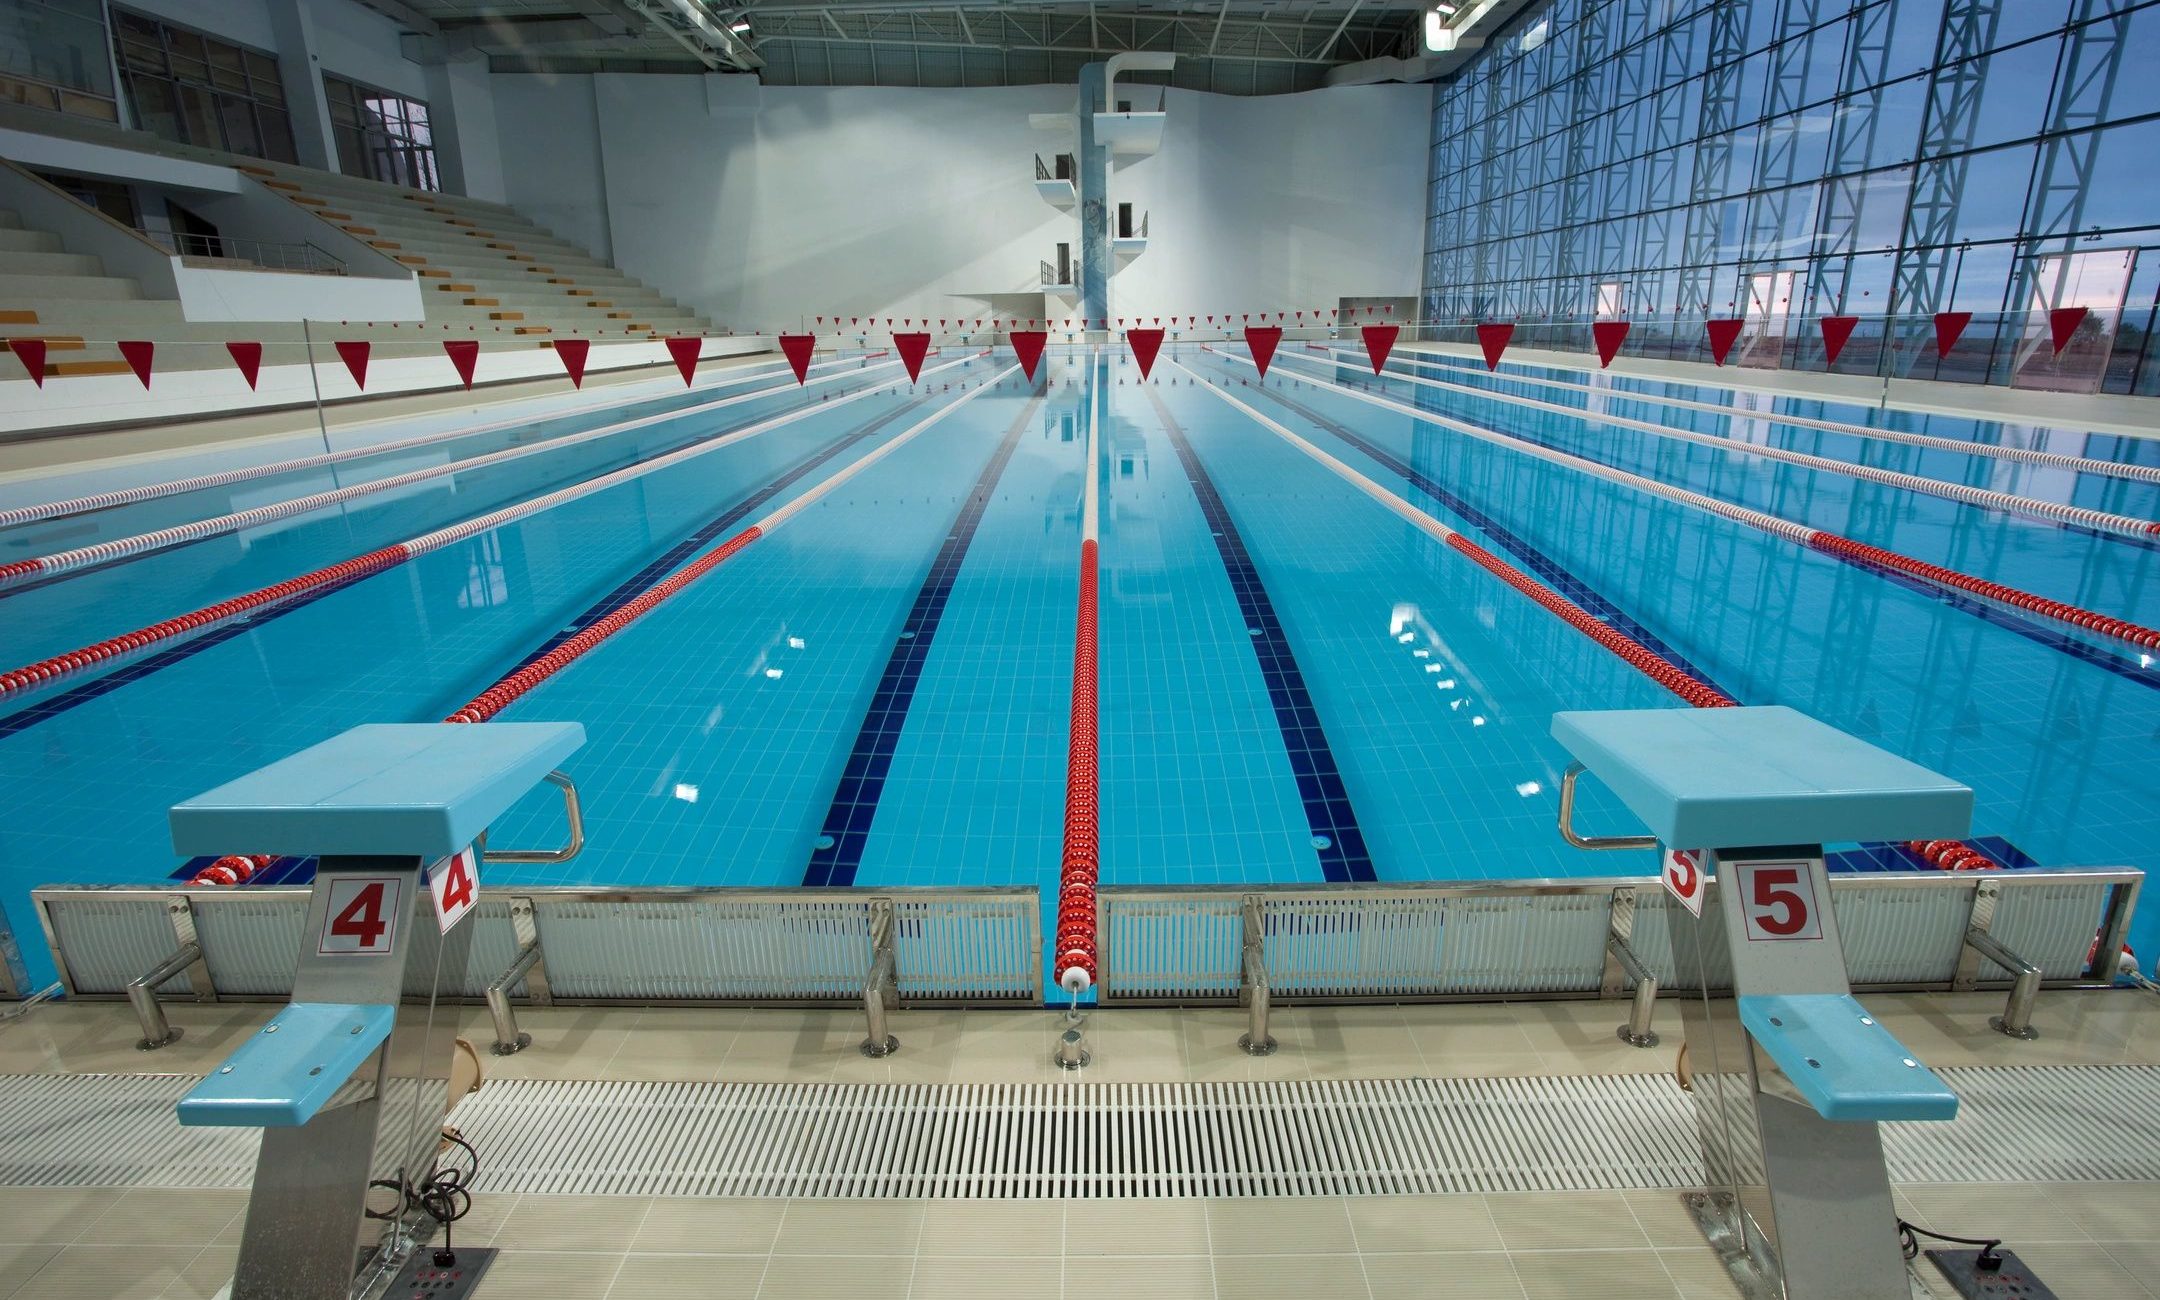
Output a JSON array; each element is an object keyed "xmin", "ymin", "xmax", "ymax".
[
  {"xmin": 300, "ymin": 317, "xmax": 333, "ymax": 458},
  {"xmin": 485, "ymin": 942, "xmax": 545, "ymax": 1055},
  {"xmin": 1964, "ymin": 929, "xmax": 2042, "ymax": 1040},
  {"xmin": 1238, "ymin": 895, "xmax": 1276, "ymax": 1056},
  {"xmin": 1606, "ymin": 935, "xmax": 1660, "ymax": 1048},
  {"xmin": 860, "ymin": 899, "xmax": 898, "ymax": 1058},
  {"xmin": 126, "ymin": 941, "xmax": 200, "ymax": 1050}
]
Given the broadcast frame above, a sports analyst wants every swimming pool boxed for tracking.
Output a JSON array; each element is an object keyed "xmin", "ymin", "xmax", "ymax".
[{"xmin": 2, "ymin": 342, "xmax": 2154, "ymax": 992}]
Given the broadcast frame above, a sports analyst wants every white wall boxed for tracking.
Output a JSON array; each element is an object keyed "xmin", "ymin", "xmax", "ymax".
[{"xmin": 494, "ymin": 74, "xmax": 1430, "ymax": 331}]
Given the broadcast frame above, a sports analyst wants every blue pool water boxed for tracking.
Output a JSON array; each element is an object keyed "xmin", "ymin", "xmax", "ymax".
[{"xmin": 0, "ymin": 345, "xmax": 2153, "ymax": 991}]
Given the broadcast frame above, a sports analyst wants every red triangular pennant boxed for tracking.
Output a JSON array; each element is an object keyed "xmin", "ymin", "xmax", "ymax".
[
  {"xmin": 1592, "ymin": 320, "xmax": 1630, "ymax": 368},
  {"xmin": 893, "ymin": 332, "xmax": 931, "ymax": 381},
  {"xmin": 1474, "ymin": 323, "xmax": 1511, "ymax": 371},
  {"xmin": 119, "ymin": 340, "xmax": 155, "ymax": 388},
  {"xmin": 1126, "ymin": 328, "xmax": 1165, "ymax": 379},
  {"xmin": 334, "ymin": 340, "xmax": 370, "ymax": 390},
  {"xmin": 1818, "ymin": 315, "xmax": 1859, "ymax": 367},
  {"xmin": 227, "ymin": 341, "xmax": 263, "ymax": 389},
  {"xmin": 1245, "ymin": 326, "xmax": 1283, "ymax": 378},
  {"xmin": 665, "ymin": 336, "xmax": 701, "ymax": 386},
  {"xmin": 1933, "ymin": 311, "xmax": 1972, "ymax": 358},
  {"xmin": 1009, "ymin": 330, "xmax": 1047, "ymax": 382},
  {"xmin": 1363, "ymin": 324, "xmax": 1401, "ymax": 373},
  {"xmin": 547, "ymin": 337, "xmax": 587, "ymax": 387},
  {"xmin": 443, "ymin": 339, "xmax": 479, "ymax": 389},
  {"xmin": 8, "ymin": 338, "xmax": 45, "ymax": 387},
  {"xmin": 2048, "ymin": 306, "xmax": 2087, "ymax": 355},
  {"xmin": 1704, "ymin": 318, "xmax": 1745, "ymax": 366},
  {"xmin": 779, "ymin": 333, "xmax": 815, "ymax": 384}
]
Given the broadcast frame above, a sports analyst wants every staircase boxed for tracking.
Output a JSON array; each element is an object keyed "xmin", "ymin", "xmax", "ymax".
[
  {"xmin": 237, "ymin": 162, "xmax": 709, "ymax": 341},
  {"xmin": 0, "ymin": 208, "xmax": 164, "ymax": 378}
]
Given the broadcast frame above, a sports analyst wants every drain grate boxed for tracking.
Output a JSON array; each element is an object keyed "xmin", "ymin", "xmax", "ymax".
[{"xmin": 2, "ymin": 1067, "xmax": 2158, "ymax": 1196}]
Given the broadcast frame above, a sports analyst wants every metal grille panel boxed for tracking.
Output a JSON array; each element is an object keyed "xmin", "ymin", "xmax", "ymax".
[{"xmin": 7, "ymin": 1066, "xmax": 2160, "ymax": 1196}]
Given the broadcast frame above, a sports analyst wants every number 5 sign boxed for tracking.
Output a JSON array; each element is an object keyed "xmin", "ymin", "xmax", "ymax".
[
  {"xmin": 429, "ymin": 846, "xmax": 480, "ymax": 935},
  {"xmin": 1663, "ymin": 849, "xmax": 1705, "ymax": 918},
  {"xmin": 1735, "ymin": 860, "xmax": 1823, "ymax": 942}
]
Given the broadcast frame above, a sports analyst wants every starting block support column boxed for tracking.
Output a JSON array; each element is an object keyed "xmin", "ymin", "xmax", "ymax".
[
  {"xmin": 167, "ymin": 722, "xmax": 584, "ymax": 1300},
  {"xmin": 1553, "ymin": 706, "xmax": 1970, "ymax": 1300}
]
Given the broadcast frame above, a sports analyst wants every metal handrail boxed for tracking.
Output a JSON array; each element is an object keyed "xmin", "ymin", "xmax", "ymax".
[
  {"xmin": 480, "ymin": 770, "xmax": 584, "ymax": 864},
  {"xmin": 146, "ymin": 229, "xmax": 348, "ymax": 274},
  {"xmin": 1042, "ymin": 259, "xmax": 1076, "ymax": 286},
  {"xmin": 1034, "ymin": 154, "xmax": 1050, "ymax": 180},
  {"xmin": 1556, "ymin": 763, "xmax": 1658, "ymax": 851}
]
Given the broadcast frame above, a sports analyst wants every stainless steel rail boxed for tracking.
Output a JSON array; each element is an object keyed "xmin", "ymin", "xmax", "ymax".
[
  {"xmin": 1557, "ymin": 763, "xmax": 1658, "ymax": 851},
  {"xmin": 480, "ymin": 771, "xmax": 585, "ymax": 866}
]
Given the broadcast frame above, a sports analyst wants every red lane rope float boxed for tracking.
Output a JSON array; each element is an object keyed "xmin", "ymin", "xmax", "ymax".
[
  {"xmin": 0, "ymin": 352, "xmax": 983, "ymax": 702},
  {"xmin": 446, "ymin": 528, "xmax": 760, "ymax": 723},
  {"xmin": 1240, "ymin": 349, "xmax": 2160, "ymax": 655},
  {"xmin": 191, "ymin": 854, "xmax": 271, "ymax": 886},
  {"xmin": 1442, "ymin": 535, "xmax": 1736, "ymax": 709},
  {"xmin": 1808, "ymin": 534, "xmax": 2160, "ymax": 652},
  {"xmin": 1055, "ymin": 537, "xmax": 1101, "ymax": 994},
  {"xmin": 1907, "ymin": 839, "xmax": 1999, "ymax": 872}
]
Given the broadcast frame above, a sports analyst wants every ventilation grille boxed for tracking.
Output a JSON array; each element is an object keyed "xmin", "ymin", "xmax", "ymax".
[{"xmin": 1, "ymin": 1066, "xmax": 2156, "ymax": 1196}]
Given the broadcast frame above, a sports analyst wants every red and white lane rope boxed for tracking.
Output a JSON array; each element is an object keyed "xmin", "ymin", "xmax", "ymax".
[
  {"xmin": 1350, "ymin": 347, "xmax": 2160, "ymax": 487},
  {"xmin": 0, "ymin": 353, "xmax": 866, "ymax": 532},
  {"xmin": 0, "ymin": 357, "xmax": 911, "ymax": 591},
  {"xmin": 1056, "ymin": 350, "xmax": 1104, "ymax": 997},
  {"xmin": 1176, "ymin": 356, "xmax": 2003, "ymax": 871},
  {"xmin": 444, "ymin": 363, "xmax": 1018, "ymax": 724},
  {"xmin": 0, "ymin": 354, "xmax": 989, "ymax": 702},
  {"xmin": 1216, "ymin": 349, "xmax": 2160, "ymax": 654},
  {"xmin": 1288, "ymin": 351, "xmax": 2158, "ymax": 538}
]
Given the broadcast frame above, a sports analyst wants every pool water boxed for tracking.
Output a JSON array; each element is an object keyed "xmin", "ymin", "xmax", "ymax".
[{"xmin": 1, "ymin": 344, "xmax": 2153, "ymax": 991}]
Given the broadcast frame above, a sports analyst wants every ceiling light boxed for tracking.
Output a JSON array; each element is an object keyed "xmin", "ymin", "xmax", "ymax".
[{"xmin": 729, "ymin": 18, "xmax": 752, "ymax": 32}]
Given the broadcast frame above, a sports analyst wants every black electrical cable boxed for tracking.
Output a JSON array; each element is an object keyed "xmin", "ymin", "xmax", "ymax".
[
  {"xmin": 366, "ymin": 1130, "xmax": 481, "ymax": 1267},
  {"xmin": 1898, "ymin": 1218, "xmax": 2004, "ymax": 1271}
]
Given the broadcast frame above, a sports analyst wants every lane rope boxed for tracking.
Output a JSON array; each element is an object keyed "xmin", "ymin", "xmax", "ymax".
[
  {"xmin": 1283, "ymin": 351, "xmax": 2158, "ymax": 539},
  {"xmin": 1214, "ymin": 348, "xmax": 2159, "ymax": 655},
  {"xmin": 0, "ymin": 354, "xmax": 988, "ymax": 702},
  {"xmin": 1342, "ymin": 346, "xmax": 2160, "ymax": 487},
  {"xmin": 1056, "ymin": 349, "xmax": 1104, "ymax": 997},
  {"xmin": 1174, "ymin": 353, "xmax": 2004, "ymax": 871},
  {"xmin": 444, "ymin": 363, "xmax": 1019, "ymax": 723},
  {"xmin": 0, "ymin": 355, "xmax": 914, "ymax": 590},
  {"xmin": 0, "ymin": 352, "xmax": 867, "ymax": 531}
]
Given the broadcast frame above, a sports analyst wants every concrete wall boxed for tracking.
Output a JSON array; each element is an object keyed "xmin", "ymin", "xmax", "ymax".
[{"xmin": 494, "ymin": 74, "xmax": 1430, "ymax": 330}]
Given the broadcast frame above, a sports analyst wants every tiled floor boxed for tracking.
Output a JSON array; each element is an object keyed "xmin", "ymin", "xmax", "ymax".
[{"xmin": 0, "ymin": 990, "xmax": 2156, "ymax": 1298}]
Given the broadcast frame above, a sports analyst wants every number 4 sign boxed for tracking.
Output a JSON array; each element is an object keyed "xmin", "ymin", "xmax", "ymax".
[
  {"xmin": 429, "ymin": 846, "xmax": 480, "ymax": 935},
  {"xmin": 1662, "ymin": 849, "xmax": 1705, "ymax": 918},
  {"xmin": 319, "ymin": 877, "xmax": 403, "ymax": 956},
  {"xmin": 1735, "ymin": 860, "xmax": 1823, "ymax": 942}
]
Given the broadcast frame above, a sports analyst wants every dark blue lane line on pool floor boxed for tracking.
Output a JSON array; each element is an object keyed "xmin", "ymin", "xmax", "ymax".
[
  {"xmin": 1294, "ymin": 359, "xmax": 2156, "ymax": 691},
  {"xmin": 812, "ymin": 397, "xmax": 1045, "ymax": 881},
  {"xmin": 1149, "ymin": 389, "xmax": 1377, "ymax": 885},
  {"xmin": 477, "ymin": 398, "xmax": 921, "ymax": 698},
  {"xmin": 0, "ymin": 395, "xmax": 925, "ymax": 744},
  {"xmin": 1256, "ymin": 382, "xmax": 1736, "ymax": 700},
  {"xmin": 802, "ymin": 397, "xmax": 1041, "ymax": 888}
]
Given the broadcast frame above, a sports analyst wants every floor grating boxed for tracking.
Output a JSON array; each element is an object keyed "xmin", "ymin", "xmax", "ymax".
[{"xmin": 2, "ymin": 1066, "xmax": 2156, "ymax": 1196}]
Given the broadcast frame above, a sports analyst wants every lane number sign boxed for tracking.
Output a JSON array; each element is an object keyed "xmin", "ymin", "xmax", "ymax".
[
  {"xmin": 1663, "ymin": 849, "xmax": 1705, "ymax": 918},
  {"xmin": 429, "ymin": 846, "xmax": 480, "ymax": 935},
  {"xmin": 319, "ymin": 877, "xmax": 403, "ymax": 955},
  {"xmin": 1735, "ymin": 860, "xmax": 1823, "ymax": 942}
]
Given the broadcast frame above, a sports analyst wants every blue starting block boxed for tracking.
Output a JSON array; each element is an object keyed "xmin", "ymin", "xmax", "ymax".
[
  {"xmin": 1553, "ymin": 705, "xmax": 1970, "ymax": 1300},
  {"xmin": 170, "ymin": 722, "xmax": 583, "ymax": 1300}
]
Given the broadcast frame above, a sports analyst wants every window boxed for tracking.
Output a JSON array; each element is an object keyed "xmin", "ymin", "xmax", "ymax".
[
  {"xmin": 324, "ymin": 75, "xmax": 438, "ymax": 191},
  {"xmin": 0, "ymin": 0, "xmax": 118, "ymax": 122},
  {"xmin": 110, "ymin": 8, "xmax": 294, "ymax": 161}
]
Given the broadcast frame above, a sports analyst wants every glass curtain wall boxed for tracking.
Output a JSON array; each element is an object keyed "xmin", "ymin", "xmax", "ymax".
[{"xmin": 1423, "ymin": 0, "xmax": 2160, "ymax": 394}]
